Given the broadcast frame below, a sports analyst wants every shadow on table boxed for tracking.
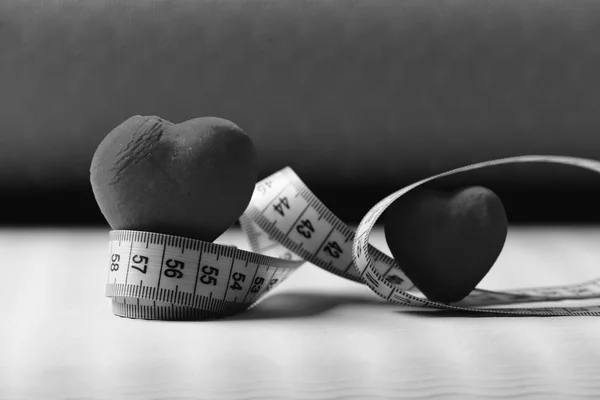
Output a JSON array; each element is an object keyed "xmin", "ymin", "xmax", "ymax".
[
  {"xmin": 223, "ymin": 290, "xmax": 395, "ymax": 321},
  {"xmin": 399, "ymin": 308, "xmax": 568, "ymax": 318},
  {"xmin": 222, "ymin": 291, "xmax": 550, "ymax": 321}
]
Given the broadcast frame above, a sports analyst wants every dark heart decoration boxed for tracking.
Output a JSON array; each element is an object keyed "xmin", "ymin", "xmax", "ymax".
[{"xmin": 384, "ymin": 186, "xmax": 508, "ymax": 303}]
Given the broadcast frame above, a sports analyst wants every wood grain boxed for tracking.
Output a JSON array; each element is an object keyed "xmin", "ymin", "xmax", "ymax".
[{"xmin": 1, "ymin": 227, "xmax": 600, "ymax": 399}]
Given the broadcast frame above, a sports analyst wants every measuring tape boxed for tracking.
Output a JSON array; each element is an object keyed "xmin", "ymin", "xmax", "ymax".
[{"xmin": 106, "ymin": 155, "xmax": 600, "ymax": 319}]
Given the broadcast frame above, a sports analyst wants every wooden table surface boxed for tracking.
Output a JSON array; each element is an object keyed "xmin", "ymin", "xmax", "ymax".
[{"xmin": 2, "ymin": 226, "xmax": 600, "ymax": 399}]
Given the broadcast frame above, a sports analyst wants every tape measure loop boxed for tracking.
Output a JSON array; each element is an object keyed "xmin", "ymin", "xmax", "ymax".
[{"xmin": 106, "ymin": 155, "xmax": 600, "ymax": 319}]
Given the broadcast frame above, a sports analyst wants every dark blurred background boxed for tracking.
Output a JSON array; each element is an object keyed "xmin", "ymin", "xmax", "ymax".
[{"xmin": 2, "ymin": 0, "xmax": 600, "ymax": 226}]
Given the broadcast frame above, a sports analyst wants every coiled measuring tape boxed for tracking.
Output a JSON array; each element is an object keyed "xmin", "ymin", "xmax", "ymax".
[{"xmin": 106, "ymin": 155, "xmax": 600, "ymax": 319}]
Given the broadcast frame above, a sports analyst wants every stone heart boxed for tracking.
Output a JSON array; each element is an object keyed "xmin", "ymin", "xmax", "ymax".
[
  {"xmin": 384, "ymin": 186, "xmax": 508, "ymax": 303},
  {"xmin": 90, "ymin": 115, "xmax": 257, "ymax": 242}
]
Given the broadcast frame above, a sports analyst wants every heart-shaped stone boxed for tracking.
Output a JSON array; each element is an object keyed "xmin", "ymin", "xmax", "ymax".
[
  {"xmin": 90, "ymin": 115, "xmax": 258, "ymax": 242},
  {"xmin": 384, "ymin": 186, "xmax": 508, "ymax": 303}
]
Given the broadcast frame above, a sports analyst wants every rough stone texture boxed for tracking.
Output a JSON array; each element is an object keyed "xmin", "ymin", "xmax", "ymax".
[{"xmin": 90, "ymin": 116, "xmax": 258, "ymax": 242}]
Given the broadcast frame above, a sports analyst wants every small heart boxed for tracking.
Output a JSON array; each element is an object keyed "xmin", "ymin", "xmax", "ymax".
[
  {"xmin": 384, "ymin": 186, "xmax": 508, "ymax": 303},
  {"xmin": 90, "ymin": 115, "xmax": 258, "ymax": 242}
]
